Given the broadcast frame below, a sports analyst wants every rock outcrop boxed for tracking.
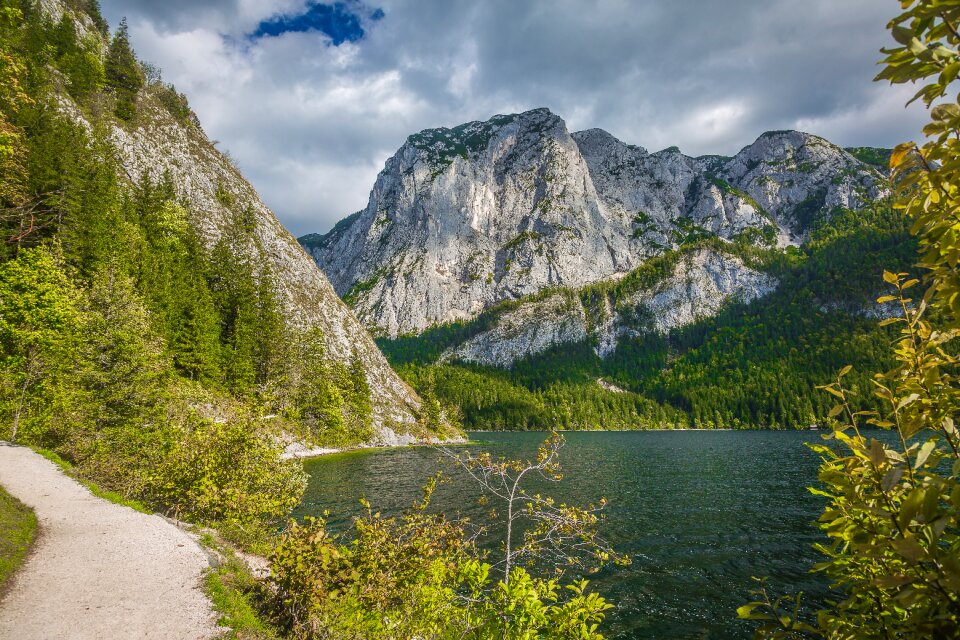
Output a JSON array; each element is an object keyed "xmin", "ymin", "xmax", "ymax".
[
  {"xmin": 441, "ymin": 247, "xmax": 776, "ymax": 367},
  {"xmin": 442, "ymin": 293, "xmax": 589, "ymax": 367}
]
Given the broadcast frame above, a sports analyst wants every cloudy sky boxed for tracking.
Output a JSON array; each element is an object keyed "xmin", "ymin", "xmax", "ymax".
[{"xmin": 99, "ymin": 1, "xmax": 926, "ymax": 236}]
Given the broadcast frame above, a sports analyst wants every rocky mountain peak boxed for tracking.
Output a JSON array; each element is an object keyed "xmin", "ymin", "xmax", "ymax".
[
  {"xmin": 400, "ymin": 107, "xmax": 565, "ymax": 170},
  {"xmin": 572, "ymin": 128, "xmax": 649, "ymax": 164},
  {"xmin": 301, "ymin": 110, "xmax": 888, "ymax": 339}
]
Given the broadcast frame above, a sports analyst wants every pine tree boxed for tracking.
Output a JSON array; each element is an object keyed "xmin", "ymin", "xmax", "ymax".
[
  {"xmin": 170, "ymin": 288, "xmax": 222, "ymax": 383},
  {"xmin": 105, "ymin": 18, "xmax": 143, "ymax": 120},
  {"xmin": 83, "ymin": 0, "xmax": 110, "ymax": 35},
  {"xmin": 342, "ymin": 351, "xmax": 372, "ymax": 442},
  {"xmin": 294, "ymin": 328, "xmax": 346, "ymax": 443}
]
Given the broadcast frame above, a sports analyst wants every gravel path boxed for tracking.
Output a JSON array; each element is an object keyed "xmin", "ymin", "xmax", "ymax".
[{"xmin": 0, "ymin": 444, "xmax": 221, "ymax": 639}]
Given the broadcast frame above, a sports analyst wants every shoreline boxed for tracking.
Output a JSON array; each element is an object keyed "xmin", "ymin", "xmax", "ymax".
[
  {"xmin": 281, "ymin": 437, "xmax": 475, "ymax": 462},
  {"xmin": 283, "ymin": 428, "xmax": 826, "ymax": 461},
  {"xmin": 465, "ymin": 428, "xmax": 806, "ymax": 433}
]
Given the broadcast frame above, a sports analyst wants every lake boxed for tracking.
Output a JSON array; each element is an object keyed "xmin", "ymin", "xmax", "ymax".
[{"xmin": 294, "ymin": 430, "xmax": 835, "ymax": 639}]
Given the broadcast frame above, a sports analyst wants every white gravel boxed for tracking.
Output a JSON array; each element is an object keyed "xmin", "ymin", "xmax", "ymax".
[{"xmin": 0, "ymin": 444, "xmax": 221, "ymax": 639}]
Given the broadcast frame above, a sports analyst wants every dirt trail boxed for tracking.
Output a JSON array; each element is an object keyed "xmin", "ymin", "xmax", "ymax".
[{"xmin": 0, "ymin": 444, "xmax": 221, "ymax": 639}]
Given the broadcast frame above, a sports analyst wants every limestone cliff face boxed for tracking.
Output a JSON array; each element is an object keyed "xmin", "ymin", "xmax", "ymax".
[
  {"xmin": 442, "ymin": 248, "xmax": 776, "ymax": 367},
  {"xmin": 305, "ymin": 109, "xmax": 631, "ymax": 337},
  {"xmin": 46, "ymin": 1, "xmax": 422, "ymax": 439},
  {"xmin": 441, "ymin": 293, "xmax": 589, "ymax": 368},
  {"xmin": 303, "ymin": 109, "xmax": 885, "ymax": 341},
  {"xmin": 636, "ymin": 249, "xmax": 778, "ymax": 335}
]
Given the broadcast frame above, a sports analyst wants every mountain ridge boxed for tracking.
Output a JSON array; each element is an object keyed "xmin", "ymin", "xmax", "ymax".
[{"xmin": 301, "ymin": 107, "xmax": 887, "ymax": 354}]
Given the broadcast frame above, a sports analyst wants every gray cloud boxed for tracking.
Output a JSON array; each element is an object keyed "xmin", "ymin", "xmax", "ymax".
[{"xmin": 99, "ymin": 0, "xmax": 927, "ymax": 236}]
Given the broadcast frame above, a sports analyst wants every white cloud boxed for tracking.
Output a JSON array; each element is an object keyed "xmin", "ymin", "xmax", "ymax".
[{"xmin": 99, "ymin": 0, "xmax": 929, "ymax": 236}]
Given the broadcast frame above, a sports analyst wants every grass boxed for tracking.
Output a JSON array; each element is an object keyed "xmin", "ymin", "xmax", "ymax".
[
  {"xmin": 0, "ymin": 485, "xmax": 37, "ymax": 593},
  {"xmin": 33, "ymin": 448, "xmax": 151, "ymax": 514},
  {"xmin": 198, "ymin": 532, "xmax": 280, "ymax": 639}
]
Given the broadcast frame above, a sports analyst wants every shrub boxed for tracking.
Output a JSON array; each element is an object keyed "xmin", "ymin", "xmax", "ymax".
[
  {"xmin": 268, "ymin": 438, "xmax": 624, "ymax": 639},
  {"xmin": 741, "ymin": 2, "xmax": 960, "ymax": 636},
  {"xmin": 146, "ymin": 413, "xmax": 307, "ymax": 528},
  {"xmin": 268, "ymin": 478, "xmax": 615, "ymax": 639}
]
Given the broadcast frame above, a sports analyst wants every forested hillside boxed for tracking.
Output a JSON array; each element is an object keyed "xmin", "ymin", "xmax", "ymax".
[
  {"xmin": 381, "ymin": 200, "xmax": 915, "ymax": 430},
  {"xmin": 0, "ymin": 0, "xmax": 452, "ymax": 537}
]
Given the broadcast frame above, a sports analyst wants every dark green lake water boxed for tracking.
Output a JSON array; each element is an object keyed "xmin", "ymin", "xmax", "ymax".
[{"xmin": 294, "ymin": 430, "xmax": 835, "ymax": 639}]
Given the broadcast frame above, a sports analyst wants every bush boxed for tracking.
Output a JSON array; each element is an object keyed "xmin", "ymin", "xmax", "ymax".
[
  {"xmin": 268, "ymin": 484, "xmax": 614, "ymax": 639},
  {"xmin": 741, "ymin": 2, "xmax": 960, "ymax": 636},
  {"xmin": 146, "ymin": 413, "xmax": 307, "ymax": 528},
  {"xmin": 269, "ymin": 437, "xmax": 623, "ymax": 639}
]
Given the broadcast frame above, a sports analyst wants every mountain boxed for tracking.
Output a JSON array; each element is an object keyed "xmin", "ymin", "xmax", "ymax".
[
  {"xmin": 301, "ymin": 108, "xmax": 886, "ymax": 355},
  {"xmin": 83, "ymin": 93, "xmax": 424, "ymax": 437},
  {"xmin": 300, "ymin": 109, "xmax": 910, "ymax": 431},
  {"xmin": 20, "ymin": 0, "xmax": 429, "ymax": 443}
]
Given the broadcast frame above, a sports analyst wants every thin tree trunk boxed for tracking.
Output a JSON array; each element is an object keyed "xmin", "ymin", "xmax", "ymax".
[
  {"xmin": 11, "ymin": 353, "xmax": 36, "ymax": 443},
  {"xmin": 504, "ymin": 495, "xmax": 513, "ymax": 584}
]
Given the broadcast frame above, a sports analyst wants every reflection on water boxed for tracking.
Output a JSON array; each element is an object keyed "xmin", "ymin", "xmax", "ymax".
[{"xmin": 295, "ymin": 430, "xmax": 840, "ymax": 639}]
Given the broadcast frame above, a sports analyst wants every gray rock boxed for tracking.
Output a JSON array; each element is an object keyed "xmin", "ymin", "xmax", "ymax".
[
  {"xmin": 439, "ymin": 247, "xmax": 776, "ymax": 367},
  {"xmin": 442, "ymin": 293, "xmax": 588, "ymax": 367},
  {"xmin": 304, "ymin": 110, "xmax": 885, "ymax": 347}
]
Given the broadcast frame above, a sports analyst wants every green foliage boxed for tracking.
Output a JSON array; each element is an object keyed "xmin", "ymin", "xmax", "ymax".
[
  {"xmin": 63, "ymin": 263, "xmax": 169, "ymax": 487},
  {"xmin": 0, "ymin": 244, "xmax": 83, "ymax": 443},
  {"xmin": 0, "ymin": 6, "xmax": 381, "ymax": 547},
  {"xmin": 268, "ymin": 458, "xmax": 617, "ymax": 639},
  {"xmin": 105, "ymin": 18, "xmax": 143, "ymax": 120},
  {"xmin": 732, "ymin": 224, "xmax": 778, "ymax": 248},
  {"xmin": 789, "ymin": 189, "xmax": 828, "ymax": 233},
  {"xmin": 503, "ymin": 230, "xmax": 544, "ymax": 251},
  {"xmin": 287, "ymin": 328, "xmax": 346, "ymax": 440},
  {"xmin": 743, "ymin": 3, "xmax": 960, "ymax": 636},
  {"xmin": 155, "ymin": 83, "xmax": 195, "ymax": 126},
  {"xmin": 843, "ymin": 146, "xmax": 892, "ymax": 169},
  {"xmin": 668, "ymin": 214, "xmax": 715, "ymax": 246},
  {"xmin": 407, "ymin": 113, "xmax": 518, "ymax": 170},
  {"xmin": 343, "ymin": 352, "xmax": 374, "ymax": 442},
  {"xmin": 215, "ymin": 181, "xmax": 237, "ymax": 208},
  {"xmin": 34, "ymin": 447, "xmax": 150, "ymax": 513},
  {"xmin": 48, "ymin": 14, "xmax": 104, "ymax": 100},
  {"xmin": 706, "ymin": 173, "xmax": 768, "ymax": 216},
  {"xmin": 298, "ymin": 211, "xmax": 362, "ymax": 252},
  {"xmin": 59, "ymin": 0, "xmax": 109, "ymax": 35},
  {"xmin": 397, "ymin": 342, "xmax": 687, "ymax": 431},
  {"xmin": 0, "ymin": 484, "xmax": 36, "ymax": 592},
  {"xmin": 381, "ymin": 202, "xmax": 914, "ymax": 431},
  {"xmin": 444, "ymin": 432, "xmax": 629, "ymax": 583},
  {"xmin": 204, "ymin": 547, "xmax": 280, "ymax": 639},
  {"xmin": 630, "ymin": 210, "xmax": 657, "ymax": 240},
  {"xmin": 342, "ymin": 267, "xmax": 386, "ymax": 306},
  {"xmin": 207, "ymin": 221, "xmax": 287, "ymax": 396},
  {"xmin": 738, "ymin": 578, "xmax": 819, "ymax": 639},
  {"xmin": 146, "ymin": 413, "xmax": 307, "ymax": 528}
]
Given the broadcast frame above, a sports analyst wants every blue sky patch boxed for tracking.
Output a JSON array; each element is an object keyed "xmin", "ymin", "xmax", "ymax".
[{"xmin": 251, "ymin": 2, "xmax": 383, "ymax": 45}]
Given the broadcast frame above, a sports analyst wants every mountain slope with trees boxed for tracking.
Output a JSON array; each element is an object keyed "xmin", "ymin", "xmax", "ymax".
[
  {"xmin": 379, "ymin": 203, "xmax": 917, "ymax": 430},
  {"xmin": 20, "ymin": 2, "xmax": 426, "ymax": 431},
  {"xmin": 371, "ymin": 181, "xmax": 911, "ymax": 431},
  {"xmin": 0, "ymin": 0, "xmax": 455, "ymax": 545}
]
